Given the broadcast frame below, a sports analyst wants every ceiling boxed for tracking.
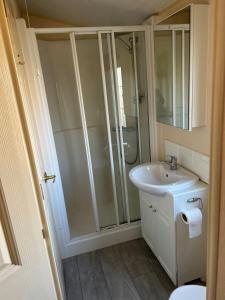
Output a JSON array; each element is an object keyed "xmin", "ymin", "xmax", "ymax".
[{"xmin": 17, "ymin": 0, "xmax": 175, "ymax": 26}]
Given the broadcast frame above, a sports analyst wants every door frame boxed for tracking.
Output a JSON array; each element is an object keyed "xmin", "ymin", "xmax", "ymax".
[
  {"xmin": 207, "ymin": 0, "xmax": 225, "ymax": 299},
  {"xmin": 16, "ymin": 19, "xmax": 158, "ymax": 259}
]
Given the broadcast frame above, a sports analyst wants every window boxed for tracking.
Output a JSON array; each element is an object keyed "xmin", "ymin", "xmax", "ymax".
[{"xmin": 0, "ymin": 180, "xmax": 20, "ymax": 277}]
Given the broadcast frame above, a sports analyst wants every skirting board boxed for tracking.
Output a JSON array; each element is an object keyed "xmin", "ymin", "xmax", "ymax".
[{"xmin": 63, "ymin": 223, "xmax": 142, "ymax": 258}]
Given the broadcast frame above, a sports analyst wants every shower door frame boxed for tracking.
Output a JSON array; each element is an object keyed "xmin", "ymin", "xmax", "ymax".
[{"xmin": 18, "ymin": 21, "xmax": 157, "ymax": 258}]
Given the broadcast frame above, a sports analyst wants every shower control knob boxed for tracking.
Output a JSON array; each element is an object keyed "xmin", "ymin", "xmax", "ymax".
[
  {"xmin": 149, "ymin": 205, "xmax": 153, "ymax": 208},
  {"xmin": 153, "ymin": 209, "xmax": 157, "ymax": 213}
]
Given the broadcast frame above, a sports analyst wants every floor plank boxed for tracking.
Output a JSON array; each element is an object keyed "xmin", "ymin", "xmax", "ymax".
[
  {"xmin": 63, "ymin": 238, "xmax": 176, "ymax": 300},
  {"xmin": 133, "ymin": 273, "xmax": 170, "ymax": 300},
  {"xmin": 63, "ymin": 257, "xmax": 83, "ymax": 300},
  {"xmin": 98, "ymin": 245, "xmax": 141, "ymax": 300},
  {"xmin": 76, "ymin": 251, "xmax": 111, "ymax": 300},
  {"xmin": 118, "ymin": 239, "xmax": 156, "ymax": 278},
  {"xmin": 151, "ymin": 259, "xmax": 175, "ymax": 295},
  {"xmin": 118, "ymin": 239, "xmax": 174, "ymax": 299}
]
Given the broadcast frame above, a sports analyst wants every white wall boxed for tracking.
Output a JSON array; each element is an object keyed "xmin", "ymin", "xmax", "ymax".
[{"xmin": 165, "ymin": 140, "xmax": 209, "ymax": 183}]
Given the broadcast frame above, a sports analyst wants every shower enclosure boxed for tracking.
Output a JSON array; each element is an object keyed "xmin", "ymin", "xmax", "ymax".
[{"xmin": 18, "ymin": 23, "xmax": 155, "ymax": 258}]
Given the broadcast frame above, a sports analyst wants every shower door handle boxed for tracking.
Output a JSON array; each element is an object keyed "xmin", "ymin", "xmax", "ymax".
[{"xmin": 43, "ymin": 172, "xmax": 56, "ymax": 183}]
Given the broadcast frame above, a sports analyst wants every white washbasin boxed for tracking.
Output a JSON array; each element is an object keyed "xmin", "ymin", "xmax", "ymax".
[{"xmin": 129, "ymin": 162, "xmax": 199, "ymax": 195}]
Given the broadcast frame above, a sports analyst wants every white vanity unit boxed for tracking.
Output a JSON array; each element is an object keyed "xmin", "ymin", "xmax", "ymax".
[{"xmin": 130, "ymin": 162, "xmax": 208, "ymax": 286}]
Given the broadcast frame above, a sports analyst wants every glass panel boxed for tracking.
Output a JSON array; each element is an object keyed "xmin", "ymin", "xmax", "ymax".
[
  {"xmin": 0, "ymin": 182, "xmax": 20, "ymax": 266},
  {"xmin": 155, "ymin": 7, "xmax": 190, "ymax": 130},
  {"xmin": 101, "ymin": 33, "xmax": 126, "ymax": 224},
  {"xmin": 174, "ymin": 30, "xmax": 190, "ymax": 129},
  {"xmin": 135, "ymin": 31, "xmax": 151, "ymax": 163},
  {"xmin": 75, "ymin": 34, "xmax": 118, "ymax": 229},
  {"xmin": 114, "ymin": 31, "xmax": 149, "ymax": 222},
  {"xmin": 0, "ymin": 221, "xmax": 11, "ymax": 266},
  {"xmin": 154, "ymin": 31, "xmax": 173, "ymax": 126},
  {"xmin": 37, "ymin": 34, "xmax": 96, "ymax": 238}
]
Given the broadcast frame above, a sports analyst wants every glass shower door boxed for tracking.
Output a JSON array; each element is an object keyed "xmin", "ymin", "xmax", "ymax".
[
  {"xmin": 37, "ymin": 28, "xmax": 150, "ymax": 241},
  {"xmin": 100, "ymin": 33, "xmax": 127, "ymax": 224},
  {"xmin": 98, "ymin": 30, "xmax": 151, "ymax": 224},
  {"xmin": 74, "ymin": 33, "xmax": 122, "ymax": 229},
  {"xmin": 37, "ymin": 34, "xmax": 98, "ymax": 238},
  {"xmin": 113, "ymin": 31, "xmax": 150, "ymax": 222}
]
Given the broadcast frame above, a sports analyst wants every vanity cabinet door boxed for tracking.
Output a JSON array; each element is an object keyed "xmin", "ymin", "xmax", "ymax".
[
  {"xmin": 156, "ymin": 209, "xmax": 174, "ymax": 280},
  {"xmin": 140, "ymin": 193, "xmax": 176, "ymax": 283},
  {"xmin": 140, "ymin": 197, "xmax": 158, "ymax": 255}
]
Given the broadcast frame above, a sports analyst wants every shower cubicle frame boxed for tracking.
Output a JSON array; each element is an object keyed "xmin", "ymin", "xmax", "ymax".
[{"xmin": 16, "ymin": 19, "xmax": 157, "ymax": 259}]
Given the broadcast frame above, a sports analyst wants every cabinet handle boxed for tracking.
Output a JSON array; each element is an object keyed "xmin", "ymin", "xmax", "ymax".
[{"xmin": 153, "ymin": 209, "xmax": 157, "ymax": 212}]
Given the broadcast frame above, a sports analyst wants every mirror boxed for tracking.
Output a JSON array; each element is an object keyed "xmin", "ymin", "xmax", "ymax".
[{"xmin": 154, "ymin": 7, "xmax": 190, "ymax": 129}]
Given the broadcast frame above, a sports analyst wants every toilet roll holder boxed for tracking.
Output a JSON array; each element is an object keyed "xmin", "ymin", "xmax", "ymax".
[{"xmin": 186, "ymin": 197, "xmax": 203, "ymax": 210}]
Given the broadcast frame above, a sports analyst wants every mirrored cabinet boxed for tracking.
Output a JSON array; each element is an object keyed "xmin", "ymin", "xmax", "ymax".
[{"xmin": 154, "ymin": 4, "xmax": 209, "ymax": 131}]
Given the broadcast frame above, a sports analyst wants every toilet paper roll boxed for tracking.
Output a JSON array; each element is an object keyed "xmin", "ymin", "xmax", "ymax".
[{"xmin": 181, "ymin": 207, "xmax": 202, "ymax": 238}]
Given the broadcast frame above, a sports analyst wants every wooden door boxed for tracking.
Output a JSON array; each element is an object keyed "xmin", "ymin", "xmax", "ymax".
[
  {"xmin": 0, "ymin": 3, "xmax": 58, "ymax": 300},
  {"xmin": 15, "ymin": 19, "xmax": 67, "ymax": 293},
  {"xmin": 15, "ymin": 19, "xmax": 71, "ymax": 260}
]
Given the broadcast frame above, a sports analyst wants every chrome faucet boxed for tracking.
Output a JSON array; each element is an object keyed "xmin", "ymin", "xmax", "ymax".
[{"xmin": 164, "ymin": 155, "xmax": 178, "ymax": 170}]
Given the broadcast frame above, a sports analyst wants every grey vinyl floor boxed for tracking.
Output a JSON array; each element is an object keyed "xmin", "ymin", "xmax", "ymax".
[{"xmin": 63, "ymin": 238, "xmax": 176, "ymax": 300}]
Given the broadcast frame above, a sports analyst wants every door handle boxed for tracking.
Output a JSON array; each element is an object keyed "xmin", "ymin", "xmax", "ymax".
[{"xmin": 43, "ymin": 172, "xmax": 56, "ymax": 183}]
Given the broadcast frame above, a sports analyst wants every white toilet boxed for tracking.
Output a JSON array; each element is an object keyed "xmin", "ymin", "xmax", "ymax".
[{"xmin": 169, "ymin": 285, "xmax": 206, "ymax": 300}]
